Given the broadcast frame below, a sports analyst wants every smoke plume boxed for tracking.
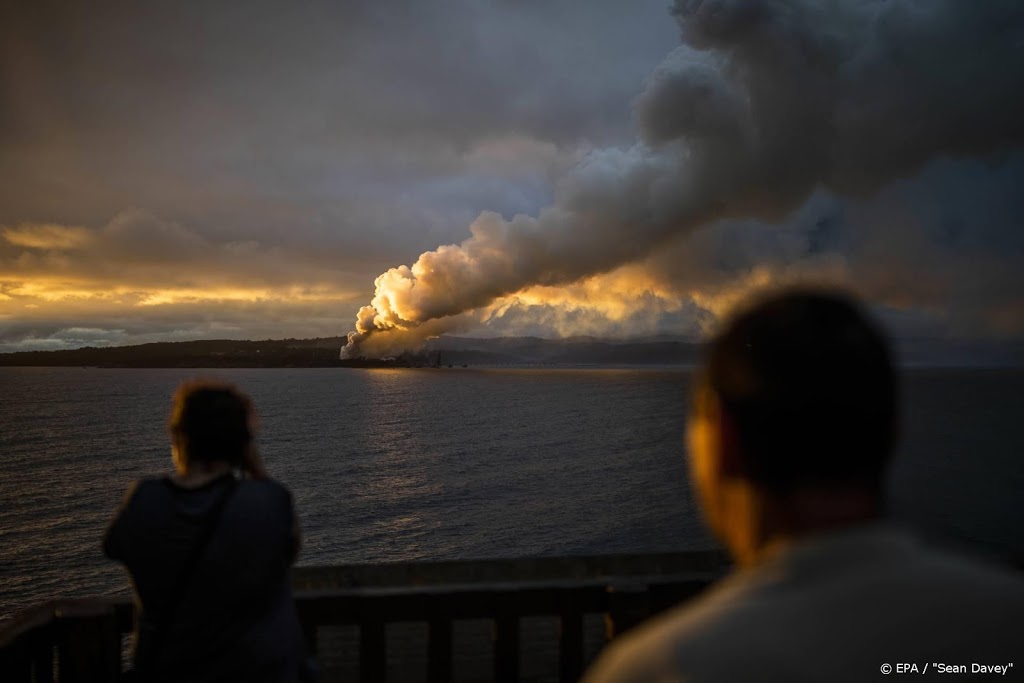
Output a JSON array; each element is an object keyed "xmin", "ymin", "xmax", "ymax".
[{"xmin": 343, "ymin": 0, "xmax": 1024, "ymax": 358}]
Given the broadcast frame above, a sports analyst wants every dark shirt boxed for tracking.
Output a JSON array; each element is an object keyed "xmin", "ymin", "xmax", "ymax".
[{"xmin": 104, "ymin": 473, "xmax": 305, "ymax": 682}]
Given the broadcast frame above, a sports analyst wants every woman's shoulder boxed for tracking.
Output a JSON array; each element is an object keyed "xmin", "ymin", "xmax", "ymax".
[
  {"xmin": 125, "ymin": 475, "xmax": 172, "ymax": 501},
  {"xmin": 103, "ymin": 476, "xmax": 177, "ymax": 548},
  {"xmin": 237, "ymin": 477, "xmax": 294, "ymax": 507},
  {"xmin": 128, "ymin": 474, "xmax": 242, "ymax": 508},
  {"xmin": 240, "ymin": 476, "xmax": 290, "ymax": 494}
]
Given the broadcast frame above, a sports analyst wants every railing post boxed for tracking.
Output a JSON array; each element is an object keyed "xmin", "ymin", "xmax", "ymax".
[
  {"xmin": 493, "ymin": 598, "xmax": 519, "ymax": 683},
  {"xmin": 648, "ymin": 579, "xmax": 709, "ymax": 615},
  {"xmin": 302, "ymin": 619, "xmax": 319, "ymax": 659},
  {"xmin": 32, "ymin": 641, "xmax": 55, "ymax": 683},
  {"xmin": 1, "ymin": 558, "xmax": 724, "ymax": 683},
  {"xmin": 558, "ymin": 592, "xmax": 584, "ymax": 683},
  {"xmin": 55, "ymin": 606, "xmax": 120, "ymax": 683},
  {"xmin": 359, "ymin": 612, "xmax": 386, "ymax": 683},
  {"xmin": 605, "ymin": 583, "xmax": 650, "ymax": 642},
  {"xmin": 0, "ymin": 640, "xmax": 33, "ymax": 682},
  {"xmin": 426, "ymin": 613, "xmax": 452, "ymax": 683}
]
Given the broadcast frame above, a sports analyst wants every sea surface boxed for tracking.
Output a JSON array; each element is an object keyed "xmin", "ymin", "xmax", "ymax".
[{"xmin": 1, "ymin": 366, "xmax": 1023, "ymax": 621}]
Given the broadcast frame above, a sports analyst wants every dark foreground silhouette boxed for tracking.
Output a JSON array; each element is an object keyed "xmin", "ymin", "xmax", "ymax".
[
  {"xmin": 104, "ymin": 380, "xmax": 312, "ymax": 682},
  {"xmin": 584, "ymin": 288, "xmax": 1024, "ymax": 683}
]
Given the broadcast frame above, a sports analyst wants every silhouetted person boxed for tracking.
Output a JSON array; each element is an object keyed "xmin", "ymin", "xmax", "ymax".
[
  {"xmin": 585, "ymin": 289, "xmax": 1024, "ymax": 683},
  {"xmin": 104, "ymin": 380, "xmax": 311, "ymax": 682}
]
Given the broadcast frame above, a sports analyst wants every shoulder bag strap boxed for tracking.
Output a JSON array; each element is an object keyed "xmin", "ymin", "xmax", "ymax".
[{"xmin": 138, "ymin": 476, "xmax": 240, "ymax": 673}]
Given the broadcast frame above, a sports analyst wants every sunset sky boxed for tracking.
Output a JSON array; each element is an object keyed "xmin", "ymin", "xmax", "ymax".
[{"xmin": 2, "ymin": 1, "xmax": 1023, "ymax": 353}]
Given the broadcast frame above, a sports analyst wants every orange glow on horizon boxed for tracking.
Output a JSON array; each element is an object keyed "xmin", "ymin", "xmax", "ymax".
[{"xmin": 0, "ymin": 279, "xmax": 353, "ymax": 308}]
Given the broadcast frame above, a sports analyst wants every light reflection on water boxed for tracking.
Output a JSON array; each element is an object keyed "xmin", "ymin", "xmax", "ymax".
[{"xmin": 1, "ymin": 366, "xmax": 1023, "ymax": 620}]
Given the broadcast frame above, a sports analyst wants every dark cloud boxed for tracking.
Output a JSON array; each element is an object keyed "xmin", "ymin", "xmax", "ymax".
[
  {"xmin": 582, "ymin": 152, "xmax": 1024, "ymax": 339},
  {"xmin": 0, "ymin": 210, "xmax": 371, "ymax": 290},
  {"xmin": 1, "ymin": 1, "xmax": 1022, "ymax": 353},
  {"xmin": 0, "ymin": 1, "xmax": 676, "ymax": 239},
  {"xmin": 1, "ymin": 1, "xmax": 683, "ymax": 349},
  {"xmin": 343, "ymin": 0, "xmax": 1024, "ymax": 356}
]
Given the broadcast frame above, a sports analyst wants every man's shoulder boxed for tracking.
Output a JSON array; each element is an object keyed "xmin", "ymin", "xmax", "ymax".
[
  {"xmin": 903, "ymin": 541, "xmax": 1024, "ymax": 594},
  {"xmin": 584, "ymin": 530, "xmax": 1024, "ymax": 682}
]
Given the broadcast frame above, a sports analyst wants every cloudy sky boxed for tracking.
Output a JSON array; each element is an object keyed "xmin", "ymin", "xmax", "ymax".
[{"xmin": 2, "ymin": 0, "xmax": 1023, "ymax": 353}]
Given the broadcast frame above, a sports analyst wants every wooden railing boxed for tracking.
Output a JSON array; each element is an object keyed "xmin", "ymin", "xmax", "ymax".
[{"xmin": 0, "ymin": 551, "xmax": 729, "ymax": 683}]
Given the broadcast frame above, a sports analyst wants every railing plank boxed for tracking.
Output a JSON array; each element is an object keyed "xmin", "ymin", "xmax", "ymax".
[
  {"xmin": 299, "ymin": 580, "xmax": 614, "ymax": 625},
  {"xmin": 1, "ymin": 561, "xmax": 726, "ymax": 683}
]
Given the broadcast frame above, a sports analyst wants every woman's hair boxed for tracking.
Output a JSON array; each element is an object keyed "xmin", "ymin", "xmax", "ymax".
[{"xmin": 168, "ymin": 380, "xmax": 254, "ymax": 466}]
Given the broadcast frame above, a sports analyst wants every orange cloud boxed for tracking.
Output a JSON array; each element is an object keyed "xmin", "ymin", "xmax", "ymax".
[
  {"xmin": 500, "ymin": 264, "xmax": 682, "ymax": 320},
  {"xmin": 0, "ymin": 279, "xmax": 350, "ymax": 307},
  {"xmin": 135, "ymin": 285, "xmax": 344, "ymax": 306},
  {"xmin": 2, "ymin": 223, "xmax": 93, "ymax": 249}
]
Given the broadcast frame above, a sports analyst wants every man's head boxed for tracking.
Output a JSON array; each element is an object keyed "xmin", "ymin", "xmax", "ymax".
[
  {"xmin": 168, "ymin": 380, "xmax": 254, "ymax": 471},
  {"xmin": 687, "ymin": 288, "xmax": 898, "ymax": 560}
]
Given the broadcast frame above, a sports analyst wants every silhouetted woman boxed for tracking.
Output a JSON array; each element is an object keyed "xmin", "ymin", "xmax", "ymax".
[{"xmin": 104, "ymin": 380, "xmax": 310, "ymax": 682}]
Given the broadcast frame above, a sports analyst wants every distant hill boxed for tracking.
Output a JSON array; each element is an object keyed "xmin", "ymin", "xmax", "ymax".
[
  {"xmin": 2, "ymin": 334, "xmax": 1022, "ymax": 368},
  {"xmin": 0, "ymin": 337, "xmax": 349, "ymax": 368},
  {"xmin": 0, "ymin": 336, "xmax": 704, "ymax": 368},
  {"xmin": 420, "ymin": 336, "xmax": 702, "ymax": 366}
]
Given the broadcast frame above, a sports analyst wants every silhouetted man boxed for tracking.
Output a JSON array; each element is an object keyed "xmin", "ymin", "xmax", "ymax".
[{"xmin": 584, "ymin": 289, "xmax": 1024, "ymax": 683}]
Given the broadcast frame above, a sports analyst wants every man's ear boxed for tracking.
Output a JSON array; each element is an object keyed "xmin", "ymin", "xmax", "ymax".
[
  {"xmin": 716, "ymin": 405, "xmax": 746, "ymax": 480},
  {"xmin": 171, "ymin": 433, "xmax": 187, "ymax": 472}
]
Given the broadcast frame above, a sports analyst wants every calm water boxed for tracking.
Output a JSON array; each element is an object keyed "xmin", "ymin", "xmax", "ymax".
[{"xmin": 1, "ymin": 366, "xmax": 1022, "ymax": 620}]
